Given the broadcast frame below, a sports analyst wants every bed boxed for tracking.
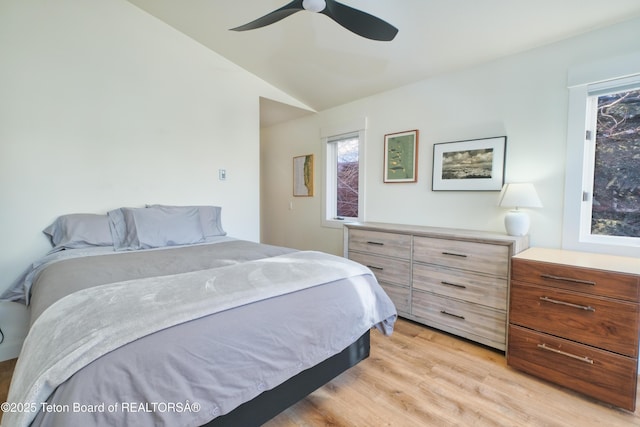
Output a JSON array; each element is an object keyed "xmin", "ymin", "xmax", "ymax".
[{"xmin": 1, "ymin": 206, "xmax": 397, "ymax": 427}]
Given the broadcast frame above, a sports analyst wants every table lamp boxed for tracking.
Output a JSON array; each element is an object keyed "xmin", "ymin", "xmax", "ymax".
[{"xmin": 498, "ymin": 183, "xmax": 542, "ymax": 236}]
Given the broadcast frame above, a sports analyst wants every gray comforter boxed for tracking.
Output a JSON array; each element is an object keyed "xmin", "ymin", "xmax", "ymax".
[
  {"xmin": 28, "ymin": 239, "xmax": 295, "ymax": 325},
  {"xmin": 3, "ymin": 240, "xmax": 397, "ymax": 427}
]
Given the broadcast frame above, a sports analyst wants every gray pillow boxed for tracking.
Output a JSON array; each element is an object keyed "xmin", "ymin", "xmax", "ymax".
[
  {"xmin": 43, "ymin": 214, "xmax": 113, "ymax": 252},
  {"xmin": 146, "ymin": 205, "xmax": 227, "ymax": 240},
  {"xmin": 108, "ymin": 206, "xmax": 205, "ymax": 251}
]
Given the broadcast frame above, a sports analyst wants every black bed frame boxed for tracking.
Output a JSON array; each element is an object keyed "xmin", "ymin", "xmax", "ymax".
[{"xmin": 202, "ymin": 330, "xmax": 371, "ymax": 427}]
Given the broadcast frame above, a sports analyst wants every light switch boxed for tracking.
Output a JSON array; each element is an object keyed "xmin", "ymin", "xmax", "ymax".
[{"xmin": 219, "ymin": 169, "xmax": 227, "ymax": 181}]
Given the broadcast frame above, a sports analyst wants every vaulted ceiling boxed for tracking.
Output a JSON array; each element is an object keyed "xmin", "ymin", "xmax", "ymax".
[{"xmin": 127, "ymin": 0, "xmax": 640, "ymax": 126}]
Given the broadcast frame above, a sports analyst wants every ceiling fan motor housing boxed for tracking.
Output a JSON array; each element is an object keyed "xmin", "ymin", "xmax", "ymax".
[{"xmin": 303, "ymin": 0, "xmax": 327, "ymax": 13}]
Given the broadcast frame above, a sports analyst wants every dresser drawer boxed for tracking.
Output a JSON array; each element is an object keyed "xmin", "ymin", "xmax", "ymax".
[
  {"xmin": 379, "ymin": 282, "xmax": 410, "ymax": 316},
  {"xmin": 412, "ymin": 290, "xmax": 506, "ymax": 348},
  {"xmin": 512, "ymin": 258, "xmax": 639, "ymax": 302},
  {"xmin": 348, "ymin": 229, "xmax": 411, "ymax": 259},
  {"xmin": 508, "ymin": 325, "xmax": 638, "ymax": 411},
  {"xmin": 414, "ymin": 236, "xmax": 509, "ymax": 277},
  {"xmin": 348, "ymin": 252, "xmax": 411, "ymax": 286},
  {"xmin": 510, "ymin": 281, "xmax": 640, "ymax": 357},
  {"xmin": 413, "ymin": 263, "xmax": 507, "ymax": 310}
]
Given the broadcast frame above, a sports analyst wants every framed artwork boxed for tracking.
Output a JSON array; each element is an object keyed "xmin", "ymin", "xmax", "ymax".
[
  {"xmin": 432, "ymin": 136, "xmax": 506, "ymax": 191},
  {"xmin": 293, "ymin": 154, "xmax": 314, "ymax": 197},
  {"xmin": 384, "ymin": 130, "xmax": 419, "ymax": 183}
]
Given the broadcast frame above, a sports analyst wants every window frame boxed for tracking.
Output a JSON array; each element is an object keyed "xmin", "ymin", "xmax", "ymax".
[
  {"xmin": 563, "ymin": 54, "xmax": 640, "ymax": 257},
  {"xmin": 322, "ymin": 129, "xmax": 366, "ymax": 228},
  {"xmin": 581, "ymin": 79, "xmax": 640, "ymax": 246}
]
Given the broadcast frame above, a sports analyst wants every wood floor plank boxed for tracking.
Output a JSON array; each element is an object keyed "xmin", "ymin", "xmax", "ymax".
[{"xmin": 0, "ymin": 358, "xmax": 16, "ymax": 405}]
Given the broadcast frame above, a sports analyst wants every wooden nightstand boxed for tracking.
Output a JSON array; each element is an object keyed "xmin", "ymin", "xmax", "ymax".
[{"xmin": 507, "ymin": 247, "xmax": 640, "ymax": 411}]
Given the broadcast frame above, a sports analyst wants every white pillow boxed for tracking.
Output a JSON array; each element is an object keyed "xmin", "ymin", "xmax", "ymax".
[
  {"xmin": 146, "ymin": 204, "xmax": 227, "ymax": 239},
  {"xmin": 108, "ymin": 206, "xmax": 205, "ymax": 251},
  {"xmin": 43, "ymin": 214, "xmax": 113, "ymax": 252}
]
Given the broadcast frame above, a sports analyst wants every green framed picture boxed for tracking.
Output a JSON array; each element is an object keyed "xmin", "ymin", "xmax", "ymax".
[{"xmin": 384, "ymin": 130, "xmax": 418, "ymax": 183}]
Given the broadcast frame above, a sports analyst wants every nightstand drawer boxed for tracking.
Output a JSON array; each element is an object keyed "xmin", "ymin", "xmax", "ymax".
[
  {"xmin": 379, "ymin": 282, "xmax": 410, "ymax": 315},
  {"xmin": 412, "ymin": 290, "xmax": 506, "ymax": 347},
  {"xmin": 509, "ymin": 281, "xmax": 639, "ymax": 357},
  {"xmin": 348, "ymin": 229, "xmax": 411, "ymax": 259},
  {"xmin": 413, "ymin": 263, "xmax": 507, "ymax": 310},
  {"xmin": 512, "ymin": 258, "xmax": 639, "ymax": 302},
  {"xmin": 508, "ymin": 325, "xmax": 638, "ymax": 411},
  {"xmin": 348, "ymin": 252, "xmax": 410, "ymax": 286},
  {"xmin": 414, "ymin": 236, "xmax": 509, "ymax": 277}
]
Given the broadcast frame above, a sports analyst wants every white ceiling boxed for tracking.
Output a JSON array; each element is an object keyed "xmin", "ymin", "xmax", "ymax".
[{"xmin": 126, "ymin": 0, "xmax": 640, "ymax": 126}]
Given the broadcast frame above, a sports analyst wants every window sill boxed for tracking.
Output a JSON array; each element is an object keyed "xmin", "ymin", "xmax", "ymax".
[{"xmin": 322, "ymin": 218, "xmax": 357, "ymax": 229}]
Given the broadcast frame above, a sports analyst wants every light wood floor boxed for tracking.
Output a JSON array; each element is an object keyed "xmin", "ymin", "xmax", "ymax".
[
  {"xmin": 1, "ymin": 319, "xmax": 639, "ymax": 426},
  {"xmin": 266, "ymin": 319, "xmax": 639, "ymax": 427}
]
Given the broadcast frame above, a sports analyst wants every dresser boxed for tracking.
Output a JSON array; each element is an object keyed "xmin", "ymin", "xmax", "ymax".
[
  {"xmin": 508, "ymin": 247, "xmax": 640, "ymax": 411},
  {"xmin": 344, "ymin": 222, "xmax": 528, "ymax": 351}
]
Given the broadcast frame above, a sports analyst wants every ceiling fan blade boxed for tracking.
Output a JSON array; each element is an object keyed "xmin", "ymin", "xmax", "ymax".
[
  {"xmin": 230, "ymin": 0, "xmax": 305, "ymax": 31},
  {"xmin": 321, "ymin": 0, "xmax": 398, "ymax": 41}
]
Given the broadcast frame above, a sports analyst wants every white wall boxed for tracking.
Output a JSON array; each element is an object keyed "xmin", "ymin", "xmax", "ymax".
[
  {"xmin": 261, "ymin": 17, "xmax": 640, "ymax": 255},
  {"xmin": 0, "ymin": 0, "xmax": 306, "ymax": 361}
]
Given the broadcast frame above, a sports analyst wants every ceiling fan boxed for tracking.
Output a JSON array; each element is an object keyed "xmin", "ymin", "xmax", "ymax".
[{"xmin": 230, "ymin": 0, "xmax": 398, "ymax": 41}]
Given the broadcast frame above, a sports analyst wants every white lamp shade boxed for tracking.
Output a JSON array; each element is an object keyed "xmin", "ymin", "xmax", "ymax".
[
  {"xmin": 498, "ymin": 183, "xmax": 542, "ymax": 236},
  {"xmin": 498, "ymin": 183, "xmax": 543, "ymax": 209}
]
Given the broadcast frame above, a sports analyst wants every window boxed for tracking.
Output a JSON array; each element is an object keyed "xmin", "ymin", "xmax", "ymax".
[
  {"xmin": 584, "ymin": 83, "xmax": 640, "ymax": 242},
  {"xmin": 323, "ymin": 131, "xmax": 365, "ymax": 226},
  {"xmin": 564, "ymin": 61, "xmax": 640, "ymax": 256},
  {"xmin": 335, "ymin": 135, "xmax": 359, "ymax": 219}
]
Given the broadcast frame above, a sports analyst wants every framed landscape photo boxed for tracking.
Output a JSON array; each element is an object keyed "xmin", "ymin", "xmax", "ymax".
[
  {"xmin": 293, "ymin": 154, "xmax": 314, "ymax": 197},
  {"xmin": 432, "ymin": 136, "xmax": 506, "ymax": 191},
  {"xmin": 384, "ymin": 130, "xmax": 419, "ymax": 183}
]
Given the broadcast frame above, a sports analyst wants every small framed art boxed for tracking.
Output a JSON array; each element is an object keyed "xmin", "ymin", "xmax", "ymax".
[
  {"xmin": 293, "ymin": 154, "xmax": 314, "ymax": 197},
  {"xmin": 384, "ymin": 130, "xmax": 419, "ymax": 183},
  {"xmin": 432, "ymin": 136, "xmax": 506, "ymax": 191}
]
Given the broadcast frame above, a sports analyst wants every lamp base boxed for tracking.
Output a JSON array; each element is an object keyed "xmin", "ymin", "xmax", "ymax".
[{"xmin": 504, "ymin": 210, "xmax": 530, "ymax": 236}]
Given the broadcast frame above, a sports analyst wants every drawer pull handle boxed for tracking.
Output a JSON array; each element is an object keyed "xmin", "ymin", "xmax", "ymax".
[
  {"xmin": 441, "ymin": 281, "xmax": 467, "ymax": 289},
  {"xmin": 440, "ymin": 310, "xmax": 465, "ymax": 320},
  {"xmin": 537, "ymin": 344, "xmax": 594, "ymax": 365},
  {"xmin": 367, "ymin": 241, "xmax": 384, "ymax": 246},
  {"xmin": 367, "ymin": 265, "xmax": 384, "ymax": 271},
  {"xmin": 442, "ymin": 252, "xmax": 467, "ymax": 258},
  {"xmin": 539, "ymin": 296, "xmax": 596, "ymax": 312},
  {"xmin": 540, "ymin": 274, "xmax": 596, "ymax": 287}
]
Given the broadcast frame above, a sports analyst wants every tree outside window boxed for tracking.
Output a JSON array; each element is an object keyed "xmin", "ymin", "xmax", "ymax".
[
  {"xmin": 336, "ymin": 138, "xmax": 359, "ymax": 218},
  {"xmin": 589, "ymin": 88, "xmax": 640, "ymax": 238}
]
